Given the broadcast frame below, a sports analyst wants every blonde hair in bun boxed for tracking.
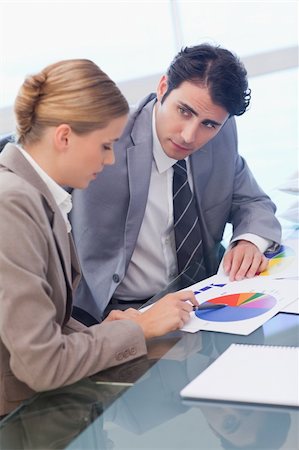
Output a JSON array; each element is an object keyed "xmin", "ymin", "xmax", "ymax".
[{"xmin": 14, "ymin": 59, "xmax": 129, "ymax": 145}]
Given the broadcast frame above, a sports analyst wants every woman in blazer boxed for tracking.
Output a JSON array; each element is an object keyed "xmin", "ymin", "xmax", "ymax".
[{"xmin": 0, "ymin": 59, "xmax": 197, "ymax": 417}]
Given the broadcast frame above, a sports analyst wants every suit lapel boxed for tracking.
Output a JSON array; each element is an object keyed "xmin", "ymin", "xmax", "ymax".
[
  {"xmin": 124, "ymin": 98, "xmax": 155, "ymax": 267},
  {"xmin": 0, "ymin": 144, "xmax": 76, "ymax": 299},
  {"xmin": 68, "ymin": 233, "xmax": 81, "ymax": 291},
  {"xmin": 190, "ymin": 139, "xmax": 213, "ymax": 205},
  {"xmin": 190, "ymin": 140, "xmax": 219, "ymax": 275},
  {"xmin": 51, "ymin": 209, "xmax": 73, "ymax": 288}
]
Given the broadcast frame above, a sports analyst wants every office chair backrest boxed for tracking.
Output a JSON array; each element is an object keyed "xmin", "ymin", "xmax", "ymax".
[{"xmin": 0, "ymin": 134, "xmax": 15, "ymax": 153}]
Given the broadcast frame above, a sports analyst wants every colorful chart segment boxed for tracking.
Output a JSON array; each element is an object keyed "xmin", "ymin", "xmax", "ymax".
[
  {"xmin": 259, "ymin": 245, "xmax": 295, "ymax": 276},
  {"xmin": 195, "ymin": 292, "xmax": 277, "ymax": 322}
]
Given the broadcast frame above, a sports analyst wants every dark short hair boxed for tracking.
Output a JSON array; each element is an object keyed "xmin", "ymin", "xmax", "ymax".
[{"xmin": 162, "ymin": 43, "xmax": 251, "ymax": 116}]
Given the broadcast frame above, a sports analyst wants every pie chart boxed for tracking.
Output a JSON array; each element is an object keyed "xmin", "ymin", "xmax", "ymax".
[
  {"xmin": 194, "ymin": 292, "xmax": 277, "ymax": 322},
  {"xmin": 259, "ymin": 245, "xmax": 295, "ymax": 276}
]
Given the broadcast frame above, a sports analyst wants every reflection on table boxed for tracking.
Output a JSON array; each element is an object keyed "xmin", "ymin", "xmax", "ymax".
[{"xmin": 1, "ymin": 311, "xmax": 298, "ymax": 450}]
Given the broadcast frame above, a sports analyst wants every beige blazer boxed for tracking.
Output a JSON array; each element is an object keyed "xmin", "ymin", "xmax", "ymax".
[{"xmin": 0, "ymin": 144, "xmax": 147, "ymax": 416}]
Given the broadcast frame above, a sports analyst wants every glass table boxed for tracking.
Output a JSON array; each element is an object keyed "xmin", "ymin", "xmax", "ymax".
[{"xmin": 1, "ymin": 259, "xmax": 299, "ymax": 449}]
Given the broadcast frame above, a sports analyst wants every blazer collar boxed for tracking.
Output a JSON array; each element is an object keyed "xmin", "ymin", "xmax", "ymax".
[
  {"xmin": 130, "ymin": 93, "xmax": 157, "ymax": 145},
  {"xmin": 122, "ymin": 96, "xmax": 156, "ymax": 267},
  {"xmin": 1, "ymin": 144, "xmax": 59, "ymax": 211},
  {"xmin": 190, "ymin": 139, "xmax": 213, "ymax": 204},
  {"xmin": 0, "ymin": 144, "xmax": 75, "ymax": 289}
]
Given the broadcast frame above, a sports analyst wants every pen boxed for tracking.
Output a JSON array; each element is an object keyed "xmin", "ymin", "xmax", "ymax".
[{"xmin": 193, "ymin": 303, "xmax": 227, "ymax": 311}]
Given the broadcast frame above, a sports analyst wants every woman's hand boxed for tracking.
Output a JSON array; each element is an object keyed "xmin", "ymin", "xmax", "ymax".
[{"xmin": 131, "ymin": 290, "xmax": 197, "ymax": 339}]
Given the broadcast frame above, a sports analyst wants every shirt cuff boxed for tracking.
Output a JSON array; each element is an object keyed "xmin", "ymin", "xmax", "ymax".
[{"xmin": 230, "ymin": 233, "xmax": 272, "ymax": 254}]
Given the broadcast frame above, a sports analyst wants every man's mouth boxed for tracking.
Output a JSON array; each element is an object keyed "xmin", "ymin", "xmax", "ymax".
[{"xmin": 171, "ymin": 139, "xmax": 192, "ymax": 152}]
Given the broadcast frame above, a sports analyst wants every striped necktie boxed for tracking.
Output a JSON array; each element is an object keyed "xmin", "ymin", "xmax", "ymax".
[{"xmin": 173, "ymin": 159, "xmax": 206, "ymax": 278}]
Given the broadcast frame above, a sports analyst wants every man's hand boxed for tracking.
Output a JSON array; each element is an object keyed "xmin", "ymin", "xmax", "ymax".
[{"xmin": 223, "ymin": 240, "xmax": 269, "ymax": 281}]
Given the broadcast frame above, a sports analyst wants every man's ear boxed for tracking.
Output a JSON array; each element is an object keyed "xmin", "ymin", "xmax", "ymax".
[
  {"xmin": 54, "ymin": 124, "xmax": 72, "ymax": 152},
  {"xmin": 156, "ymin": 75, "xmax": 168, "ymax": 102}
]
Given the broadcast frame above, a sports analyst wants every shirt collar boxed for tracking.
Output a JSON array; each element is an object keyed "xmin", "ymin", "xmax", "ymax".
[{"xmin": 17, "ymin": 145, "xmax": 72, "ymax": 224}]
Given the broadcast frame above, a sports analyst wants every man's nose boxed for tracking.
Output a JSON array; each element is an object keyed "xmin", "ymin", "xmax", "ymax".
[{"xmin": 181, "ymin": 121, "xmax": 198, "ymax": 144}]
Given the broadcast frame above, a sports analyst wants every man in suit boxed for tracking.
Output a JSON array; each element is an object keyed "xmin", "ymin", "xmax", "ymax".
[{"xmin": 70, "ymin": 44, "xmax": 281, "ymax": 324}]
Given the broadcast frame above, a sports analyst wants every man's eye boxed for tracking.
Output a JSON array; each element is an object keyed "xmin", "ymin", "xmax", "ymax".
[
  {"xmin": 103, "ymin": 145, "xmax": 112, "ymax": 151},
  {"xmin": 204, "ymin": 122, "xmax": 216, "ymax": 129},
  {"xmin": 178, "ymin": 106, "xmax": 190, "ymax": 117}
]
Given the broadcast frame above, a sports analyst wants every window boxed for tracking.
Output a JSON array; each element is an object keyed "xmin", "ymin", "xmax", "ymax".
[
  {"xmin": 0, "ymin": 0, "xmax": 175, "ymax": 108},
  {"xmin": 1, "ymin": 1, "xmax": 297, "ymax": 109},
  {"xmin": 178, "ymin": 0, "xmax": 298, "ymax": 56}
]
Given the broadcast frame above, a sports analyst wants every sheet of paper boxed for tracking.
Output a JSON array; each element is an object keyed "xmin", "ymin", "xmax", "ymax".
[
  {"xmin": 217, "ymin": 238, "xmax": 299, "ymax": 316},
  {"xmin": 218, "ymin": 238, "xmax": 298, "ymax": 279},
  {"xmin": 259, "ymin": 238, "xmax": 298, "ymax": 278},
  {"xmin": 180, "ymin": 343, "xmax": 299, "ymax": 407},
  {"xmin": 282, "ymin": 298, "xmax": 299, "ymax": 314},
  {"xmin": 180, "ymin": 275, "xmax": 298, "ymax": 335}
]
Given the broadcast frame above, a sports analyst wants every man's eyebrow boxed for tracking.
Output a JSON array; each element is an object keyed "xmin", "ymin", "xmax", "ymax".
[
  {"xmin": 202, "ymin": 118, "xmax": 223, "ymax": 127},
  {"xmin": 179, "ymin": 102, "xmax": 198, "ymax": 116},
  {"xmin": 179, "ymin": 102, "xmax": 223, "ymax": 127}
]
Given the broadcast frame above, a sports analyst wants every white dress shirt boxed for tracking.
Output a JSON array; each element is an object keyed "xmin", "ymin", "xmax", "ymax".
[
  {"xmin": 17, "ymin": 145, "xmax": 72, "ymax": 232},
  {"xmin": 114, "ymin": 108, "xmax": 180, "ymax": 300},
  {"xmin": 114, "ymin": 108, "xmax": 271, "ymax": 300}
]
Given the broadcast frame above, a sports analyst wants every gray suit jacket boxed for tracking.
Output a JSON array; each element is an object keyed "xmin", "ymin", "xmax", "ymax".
[
  {"xmin": 0, "ymin": 144, "xmax": 146, "ymax": 416},
  {"xmin": 71, "ymin": 94, "xmax": 281, "ymax": 320}
]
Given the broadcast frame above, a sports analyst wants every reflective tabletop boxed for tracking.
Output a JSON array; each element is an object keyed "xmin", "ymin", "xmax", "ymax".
[{"xmin": 1, "ymin": 311, "xmax": 298, "ymax": 450}]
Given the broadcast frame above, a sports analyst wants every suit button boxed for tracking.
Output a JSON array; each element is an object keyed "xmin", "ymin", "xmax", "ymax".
[
  {"xmin": 130, "ymin": 347, "xmax": 137, "ymax": 355},
  {"xmin": 116, "ymin": 352, "xmax": 123, "ymax": 361},
  {"xmin": 123, "ymin": 349, "xmax": 130, "ymax": 358},
  {"xmin": 112, "ymin": 273, "xmax": 120, "ymax": 283}
]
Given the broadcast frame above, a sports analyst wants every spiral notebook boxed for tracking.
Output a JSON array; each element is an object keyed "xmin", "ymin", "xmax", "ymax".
[{"xmin": 180, "ymin": 344, "xmax": 299, "ymax": 407}]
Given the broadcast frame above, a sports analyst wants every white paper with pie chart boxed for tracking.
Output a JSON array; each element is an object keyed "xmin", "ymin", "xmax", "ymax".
[
  {"xmin": 181, "ymin": 275, "xmax": 298, "ymax": 335},
  {"xmin": 259, "ymin": 240, "xmax": 298, "ymax": 277}
]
